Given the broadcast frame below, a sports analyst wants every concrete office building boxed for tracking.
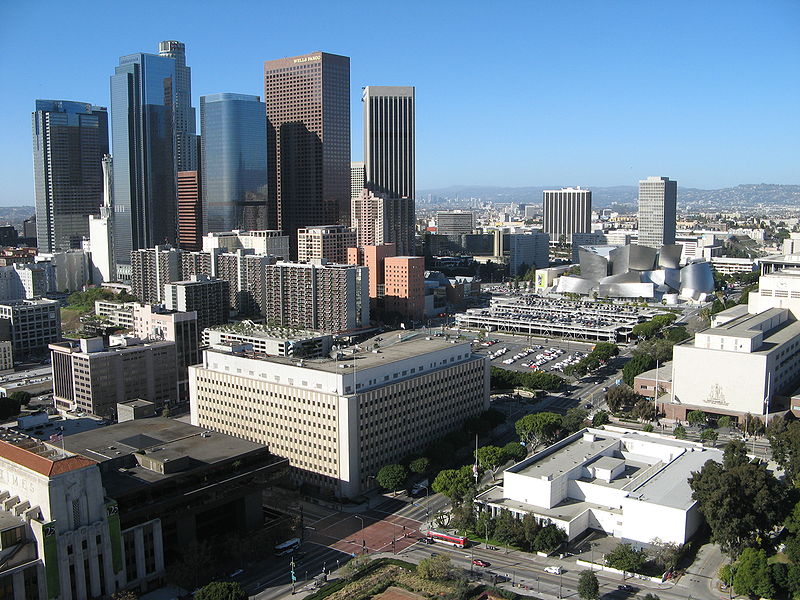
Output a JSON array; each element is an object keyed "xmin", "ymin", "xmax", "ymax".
[
  {"xmin": 0, "ymin": 263, "xmax": 53, "ymax": 301},
  {"xmin": 164, "ymin": 275, "xmax": 229, "ymax": 332},
  {"xmin": 50, "ymin": 336, "xmax": 177, "ymax": 418},
  {"xmin": 203, "ymin": 323, "xmax": 333, "ymax": 357},
  {"xmin": 264, "ymin": 261, "xmax": 369, "ymax": 334},
  {"xmin": 351, "ymin": 161, "xmax": 365, "ymax": 199},
  {"xmin": 132, "ymin": 304, "xmax": 199, "ymax": 401},
  {"xmin": 347, "ymin": 243, "xmax": 396, "ymax": 300},
  {"xmin": 297, "ymin": 225, "xmax": 357, "ymax": 264},
  {"xmin": 0, "ymin": 431, "xmax": 165, "ymax": 599},
  {"xmin": 383, "ymin": 256, "xmax": 425, "ymax": 321},
  {"xmin": 638, "ymin": 176, "xmax": 677, "ymax": 249},
  {"xmin": 32, "ymin": 100, "xmax": 109, "ymax": 253},
  {"xmin": 264, "ymin": 52, "xmax": 350, "ymax": 252},
  {"xmin": 94, "ymin": 300, "xmax": 136, "ymax": 329},
  {"xmin": 476, "ymin": 428, "xmax": 722, "ymax": 545},
  {"xmin": 200, "ymin": 93, "xmax": 268, "ymax": 232},
  {"xmin": 0, "ymin": 299, "xmax": 61, "ymax": 356},
  {"xmin": 89, "ymin": 155, "xmax": 116, "ymax": 283},
  {"xmin": 177, "ymin": 170, "xmax": 202, "ymax": 251},
  {"xmin": 158, "ymin": 40, "xmax": 197, "ymax": 172},
  {"xmin": 351, "ymin": 189, "xmax": 389, "ymax": 249},
  {"xmin": 362, "ymin": 86, "xmax": 415, "ymax": 255},
  {"xmin": 542, "ymin": 187, "xmax": 591, "ymax": 244},
  {"xmin": 0, "ymin": 340, "xmax": 13, "ymax": 372},
  {"xmin": 436, "ymin": 211, "xmax": 474, "ymax": 237},
  {"xmin": 202, "ymin": 229, "xmax": 290, "ymax": 258},
  {"xmin": 508, "ymin": 233, "xmax": 550, "ymax": 276},
  {"xmin": 671, "ymin": 271, "xmax": 800, "ymax": 420},
  {"xmin": 110, "ymin": 50, "xmax": 178, "ymax": 278},
  {"xmin": 130, "ymin": 246, "xmax": 182, "ymax": 304},
  {"xmin": 189, "ymin": 334, "xmax": 489, "ymax": 497}
]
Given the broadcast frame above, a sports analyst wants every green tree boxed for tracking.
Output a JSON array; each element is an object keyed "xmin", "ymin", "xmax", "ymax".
[
  {"xmin": 477, "ymin": 446, "xmax": 506, "ymax": 477},
  {"xmin": 689, "ymin": 442, "xmax": 789, "ymax": 555},
  {"xmin": 194, "ymin": 582, "xmax": 248, "ymax": 600},
  {"xmin": 665, "ymin": 326, "xmax": 690, "ymax": 343},
  {"xmin": 632, "ymin": 399, "xmax": 654, "ymax": 422},
  {"xmin": 605, "ymin": 385, "xmax": 640, "ymax": 413},
  {"xmin": 700, "ymin": 428, "xmax": 718, "ymax": 446},
  {"xmin": 633, "ymin": 338, "xmax": 675, "ymax": 362},
  {"xmin": 432, "ymin": 466, "xmax": 474, "ymax": 504},
  {"xmin": 0, "ymin": 396, "xmax": 21, "ymax": 420},
  {"xmin": 673, "ymin": 425, "xmax": 687, "ymax": 439},
  {"xmin": 622, "ymin": 354, "xmax": 655, "ymax": 386},
  {"xmin": 605, "ymin": 543, "xmax": 646, "ymax": 575},
  {"xmin": 533, "ymin": 523, "xmax": 567, "ymax": 553},
  {"xmin": 591, "ymin": 411, "xmax": 610, "ymax": 427},
  {"xmin": 650, "ymin": 538, "xmax": 683, "ymax": 572},
  {"xmin": 562, "ymin": 408, "xmax": 589, "ymax": 433},
  {"xmin": 409, "ymin": 457, "xmax": 431, "ymax": 474},
  {"xmin": 733, "ymin": 548, "xmax": 774, "ymax": 599},
  {"xmin": 8, "ymin": 391, "xmax": 31, "ymax": 406},
  {"xmin": 417, "ymin": 554, "xmax": 452, "ymax": 580},
  {"xmin": 493, "ymin": 509, "xmax": 524, "ymax": 546},
  {"xmin": 376, "ymin": 464, "xmax": 408, "ymax": 493},
  {"xmin": 502, "ymin": 441, "xmax": 527, "ymax": 463},
  {"xmin": 578, "ymin": 570, "xmax": 600, "ymax": 600},
  {"xmin": 687, "ymin": 410, "xmax": 707, "ymax": 427},
  {"xmin": 717, "ymin": 416, "xmax": 732, "ymax": 430},
  {"xmin": 521, "ymin": 513, "xmax": 542, "ymax": 549},
  {"xmin": 515, "ymin": 413, "xmax": 562, "ymax": 449},
  {"xmin": 766, "ymin": 418, "xmax": 800, "ymax": 484}
]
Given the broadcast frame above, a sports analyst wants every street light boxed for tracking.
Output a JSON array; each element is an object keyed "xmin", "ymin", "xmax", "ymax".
[
  {"xmin": 355, "ymin": 515, "xmax": 365, "ymax": 552},
  {"xmin": 420, "ymin": 485, "xmax": 430, "ymax": 519},
  {"xmin": 559, "ymin": 570, "xmax": 563, "ymax": 599}
]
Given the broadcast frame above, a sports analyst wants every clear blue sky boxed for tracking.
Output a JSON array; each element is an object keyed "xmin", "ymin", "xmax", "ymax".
[{"xmin": 1, "ymin": 0, "xmax": 798, "ymax": 205}]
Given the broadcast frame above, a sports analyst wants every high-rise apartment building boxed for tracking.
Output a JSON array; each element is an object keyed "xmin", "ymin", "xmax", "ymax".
[
  {"xmin": 436, "ymin": 211, "xmax": 474, "ymax": 237},
  {"xmin": 351, "ymin": 161, "xmax": 365, "ymax": 199},
  {"xmin": 50, "ymin": 336, "xmax": 177, "ymax": 417},
  {"xmin": 542, "ymin": 187, "xmax": 592, "ymax": 244},
  {"xmin": 188, "ymin": 335, "xmax": 489, "ymax": 497},
  {"xmin": 213, "ymin": 251, "xmax": 274, "ymax": 316},
  {"xmin": 264, "ymin": 260, "xmax": 369, "ymax": 333},
  {"xmin": 0, "ymin": 299, "xmax": 61, "ymax": 356},
  {"xmin": 177, "ymin": 170, "xmax": 202, "ymax": 251},
  {"xmin": 32, "ymin": 100, "xmax": 109, "ymax": 252},
  {"xmin": 158, "ymin": 40, "xmax": 197, "ymax": 172},
  {"xmin": 363, "ymin": 86, "xmax": 415, "ymax": 255},
  {"xmin": 263, "ymin": 52, "xmax": 350, "ymax": 254},
  {"xmin": 297, "ymin": 224, "xmax": 356, "ymax": 264},
  {"xmin": 200, "ymin": 93, "xmax": 267, "ymax": 233},
  {"xmin": 351, "ymin": 189, "xmax": 387, "ymax": 248},
  {"xmin": 130, "ymin": 245, "xmax": 182, "ymax": 304},
  {"xmin": 383, "ymin": 256, "xmax": 425, "ymax": 320},
  {"xmin": 638, "ymin": 176, "xmax": 677, "ymax": 249},
  {"xmin": 164, "ymin": 275, "xmax": 230, "ymax": 331},
  {"xmin": 111, "ymin": 51, "xmax": 177, "ymax": 278}
]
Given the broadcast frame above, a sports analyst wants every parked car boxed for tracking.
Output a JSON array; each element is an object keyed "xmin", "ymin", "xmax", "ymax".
[
  {"xmin": 472, "ymin": 559, "xmax": 491, "ymax": 567},
  {"xmin": 544, "ymin": 566, "xmax": 563, "ymax": 575}
]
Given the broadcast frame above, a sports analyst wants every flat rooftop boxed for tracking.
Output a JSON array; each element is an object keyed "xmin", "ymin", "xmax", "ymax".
[
  {"xmin": 632, "ymin": 446, "xmax": 723, "ymax": 510},
  {"xmin": 704, "ymin": 307, "xmax": 787, "ymax": 338},
  {"xmin": 512, "ymin": 435, "xmax": 619, "ymax": 480},
  {"xmin": 206, "ymin": 323, "xmax": 327, "ymax": 341},
  {"xmin": 636, "ymin": 362, "xmax": 674, "ymax": 382},
  {"xmin": 209, "ymin": 332, "xmax": 473, "ymax": 374}
]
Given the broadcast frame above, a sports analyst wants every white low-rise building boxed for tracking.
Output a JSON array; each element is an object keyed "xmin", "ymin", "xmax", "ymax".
[{"xmin": 476, "ymin": 428, "xmax": 721, "ymax": 546}]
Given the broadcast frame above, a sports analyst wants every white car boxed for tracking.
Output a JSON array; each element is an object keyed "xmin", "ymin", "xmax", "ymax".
[{"xmin": 544, "ymin": 566, "xmax": 563, "ymax": 575}]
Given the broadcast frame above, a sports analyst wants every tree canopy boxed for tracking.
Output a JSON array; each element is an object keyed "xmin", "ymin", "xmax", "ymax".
[
  {"xmin": 605, "ymin": 543, "xmax": 647, "ymax": 575},
  {"xmin": 376, "ymin": 464, "xmax": 408, "ymax": 492},
  {"xmin": 194, "ymin": 582, "xmax": 248, "ymax": 600},
  {"xmin": 578, "ymin": 570, "xmax": 600, "ymax": 600},
  {"xmin": 490, "ymin": 367, "xmax": 565, "ymax": 392},
  {"xmin": 515, "ymin": 412, "xmax": 562, "ymax": 449}
]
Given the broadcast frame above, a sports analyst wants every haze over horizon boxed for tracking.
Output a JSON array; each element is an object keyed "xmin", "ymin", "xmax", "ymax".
[{"xmin": 1, "ymin": 0, "xmax": 798, "ymax": 206}]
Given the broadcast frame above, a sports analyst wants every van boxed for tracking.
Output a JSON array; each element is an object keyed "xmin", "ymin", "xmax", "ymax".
[{"xmin": 544, "ymin": 566, "xmax": 563, "ymax": 575}]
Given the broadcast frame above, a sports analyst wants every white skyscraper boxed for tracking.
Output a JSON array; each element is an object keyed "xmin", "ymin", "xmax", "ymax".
[
  {"xmin": 88, "ymin": 155, "xmax": 115, "ymax": 283},
  {"xmin": 638, "ymin": 176, "xmax": 677, "ymax": 249}
]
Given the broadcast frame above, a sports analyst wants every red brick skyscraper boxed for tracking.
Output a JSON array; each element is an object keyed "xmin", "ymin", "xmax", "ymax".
[
  {"xmin": 177, "ymin": 170, "xmax": 201, "ymax": 251},
  {"xmin": 263, "ymin": 52, "xmax": 350, "ymax": 258}
]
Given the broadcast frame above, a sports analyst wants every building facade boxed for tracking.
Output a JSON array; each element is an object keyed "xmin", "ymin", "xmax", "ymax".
[
  {"xmin": 200, "ymin": 93, "xmax": 268, "ymax": 233},
  {"xmin": 157, "ymin": 40, "xmax": 197, "ymax": 172},
  {"xmin": 88, "ymin": 155, "xmax": 116, "ymax": 283},
  {"xmin": 201, "ymin": 230, "xmax": 290, "ymax": 258},
  {"xmin": 347, "ymin": 243, "xmax": 396, "ymax": 300},
  {"xmin": 189, "ymin": 335, "xmax": 489, "ymax": 497},
  {"xmin": 297, "ymin": 225, "xmax": 357, "ymax": 264},
  {"xmin": 542, "ymin": 187, "xmax": 591, "ymax": 245},
  {"xmin": 163, "ymin": 275, "xmax": 230, "ymax": 332},
  {"xmin": 508, "ymin": 233, "xmax": 550, "ymax": 276},
  {"xmin": 383, "ymin": 256, "xmax": 425, "ymax": 321},
  {"xmin": 263, "ymin": 261, "xmax": 368, "ymax": 333},
  {"xmin": 0, "ymin": 299, "xmax": 61, "ymax": 357},
  {"xmin": 50, "ymin": 336, "xmax": 178, "ymax": 417},
  {"xmin": 436, "ymin": 211, "xmax": 474, "ymax": 237},
  {"xmin": 130, "ymin": 246, "xmax": 182, "ymax": 304},
  {"xmin": 177, "ymin": 170, "xmax": 202, "ymax": 251},
  {"xmin": 110, "ymin": 51, "xmax": 177, "ymax": 278},
  {"xmin": 351, "ymin": 161, "xmax": 365, "ymax": 199},
  {"xmin": 638, "ymin": 176, "xmax": 677, "ymax": 249},
  {"xmin": 203, "ymin": 324, "xmax": 333, "ymax": 357},
  {"xmin": 32, "ymin": 100, "xmax": 109, "ymax": 253},
  {"xmin": 263, "ymin": 52, "xmax": 350, "ymax": 253},
  {"xmin": 362, "ymin": 86, "xmax": 415, "ymax": 255}
]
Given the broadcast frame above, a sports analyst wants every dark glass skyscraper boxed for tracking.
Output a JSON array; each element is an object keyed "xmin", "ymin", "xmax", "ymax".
[
  {"xmin": 158, "ymin": 40, "xmax": 198, "ymax": 172},
  {"xmin": 32, "ymin": 100, "xmax": 109, "ymax": 253},
  {"xmin": 110, "ymin": 52, "xmax": 177, "ymax": 277},
  {"xmin": 263, "ymin": 52, "xmax": 350, "ymax": 257},
  {"xmin": 200, "ymin": 93, "xmax": 267, "ymax": 233}
]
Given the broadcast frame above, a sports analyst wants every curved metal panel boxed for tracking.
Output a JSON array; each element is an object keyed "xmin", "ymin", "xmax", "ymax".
[
  {"xmin": 556, "ymin": 276, "xmax": 597, "ymax": 295},
  {"xmin": 599, "ymin": 282, "xmax": 656, "ymax": 298},
  {"xmin": 658, "ymin": 244, "xmax": 682, "ymax": 269},
  {"xmin": 628, "ymin": 244, "xmax": 658, "ymax": 271},
  {"xmin": 679, "ymin": 261, "xmax": 714, "ymax": 299},
  {"xmin": 578, "ymin": 248, "xmax": 609, "ymax": 283}
]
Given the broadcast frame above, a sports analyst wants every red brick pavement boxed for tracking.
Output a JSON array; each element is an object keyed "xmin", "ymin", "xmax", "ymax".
[{"xmin": 307, "ymin": 511, "xmax": 423, "ymax": 554}]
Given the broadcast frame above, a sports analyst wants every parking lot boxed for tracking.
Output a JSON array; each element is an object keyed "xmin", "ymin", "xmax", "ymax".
[{"xmin": 471, "ymin": 334, "xmax": 595, "ymax": 375}]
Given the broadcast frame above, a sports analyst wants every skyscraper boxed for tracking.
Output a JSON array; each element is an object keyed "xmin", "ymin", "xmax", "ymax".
[
  {"xmin": 32, "ymin": 100, "xmax": 108, "ymax": 253},
  {"xmin": 263, "ymin": 52, "xmax": 350, "ymax": 257},
  {"xmin": 638, "ymin": 176, "xmax": 677, "ymax": 249},
  {"xmin": 177, "ymin": 170, "xmax": 202, "ymax": 250},
  {"xmin": 200, "ymin": 93, "xmax": 267, "ymax": 233},
  {"xmin": 351, "ymin": 161, "xmax": 365, "ymax": 199},
  {"xmin": 88, "ymin": 155, "xmax": 115, "ymax": 283},
  {"xmin": 362, "ymin": 86, "xmax": 415, "ymax": 255},
  {"xmin": 110, "ymin": 51, "xmax": 177, "ymax": 278},
  {"xmin": 542, "ymin": 187, "xmax": 592, "ymax": 244},
  {"xmin": 158, "ymin": 40, "xmax": 198, "ymax": 172}
]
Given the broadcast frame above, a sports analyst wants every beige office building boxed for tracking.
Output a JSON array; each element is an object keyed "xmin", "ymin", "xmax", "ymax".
[
  {"xmin": 297, "ymin": 225, "xmax": 357, "ymax": 265},
  {"xmin": 189, "ymin": 335, "xmax": 489, "ymax": 497}
]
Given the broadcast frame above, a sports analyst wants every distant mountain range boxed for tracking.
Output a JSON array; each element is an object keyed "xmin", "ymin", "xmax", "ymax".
[{"xmin": 417, "ymin": 183, "xmax": 800, "ymax": 209}]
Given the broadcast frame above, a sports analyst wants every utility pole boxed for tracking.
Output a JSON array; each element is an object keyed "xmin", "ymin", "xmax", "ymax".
[{"xmin": 290, "ymin": 556, "xmax": 296, "ymax": 594}]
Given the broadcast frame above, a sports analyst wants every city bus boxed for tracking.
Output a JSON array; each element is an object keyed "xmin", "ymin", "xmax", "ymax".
[
  {"xmin": 426, "ymin": 530, "xmax": 469, "ymax": 548},
  {"xmin": 274, "ymin": 537, "xmax": 301, "ymax": 556}
]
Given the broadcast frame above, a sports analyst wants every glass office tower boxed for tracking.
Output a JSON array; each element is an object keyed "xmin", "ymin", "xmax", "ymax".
[
  {"xmin": 32, "ymin": 100, "xmax": 108, "ymax": 252},
  {"xmin": 158, "ymin": 40, "xmax": 197, "ymax": 172},
  {"xmin": 200, "ymin": 93, "xmax": 267, "ymax": 233},
  {"xmin": 110, "ymin": 52, "xmax": 177, "ymax": 278}
]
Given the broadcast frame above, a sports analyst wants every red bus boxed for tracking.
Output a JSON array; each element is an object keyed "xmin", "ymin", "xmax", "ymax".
[{"xmin": 426, "ymin": 530, "xmax": 469, "ymax": 548}]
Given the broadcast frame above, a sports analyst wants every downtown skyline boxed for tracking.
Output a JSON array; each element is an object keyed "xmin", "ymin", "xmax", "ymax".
[{"xmin": 1, "ymin": 0, "xmax": 799, "ymax": 207}]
